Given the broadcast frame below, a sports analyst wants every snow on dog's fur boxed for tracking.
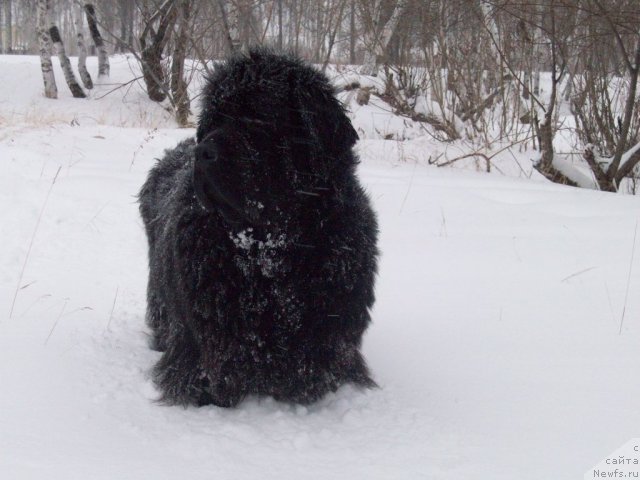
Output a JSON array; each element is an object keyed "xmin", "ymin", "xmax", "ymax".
[{"xmin": 139, "ymin": 49, "xmax": 379, "ymax": 407}]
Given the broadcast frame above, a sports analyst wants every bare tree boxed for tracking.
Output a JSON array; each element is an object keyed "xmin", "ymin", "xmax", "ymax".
[
  {"xmin": 116, "ymin": 0, "xmax": 134, "ymax": 53},
  {"xmin": 37, "ymin": 0, "xmax": 57, "ymax": 99},
  {"xmin": 15, "ymin": 0, "xmax": 640, "ymax": 193},
  {"xmin": 530, "ymin": 2, "xmax": 576, "ymax": 185},
  {"xmin": 349, "ymin": 0, "xmax": 356, "ymax": 64},
  {"xmin": 139, "ymin": 0, "xmax": 177, "ymax": 102},
  {"xmin": 321, "ymin": 0, "xmax": 348, "ymax": 71},
  {"xmin": 76, "ymin": 32, "xmax": 94, "ymax": 89},
  {"xmin": 237, "ymin": 0, "xmax": 257, "ymax": 52},
  {"xmin": 50, "ymin": 25, "xmax": 86, "ymax": 98},
  {"xmin": 171, "ymin": 0, "xmax": 191, "ymax": 126},
  {"xmin": 359, "ymin": 0, "xmax": 407, "ymax": 75},
  {"xmin": 0, "ymin": 0, "xmax": 4, "ymax": 54},
  {"xmin": 217, "ymin": 0, "xmax": 239, "ymax": 53},
  {"xmin": 277, "ymin": 0, "xmax": 283, "ymax": 50},
  {"xmin": 594, "ymin": 2, "xmax": 640, "ymax": 190},
  {"xmin": 84, "ymin": 4, "xmax": 110, "ymax": 78},
  {"xmin": 4, "ymin": 0, "xmax": 12, "ymax": 53}
]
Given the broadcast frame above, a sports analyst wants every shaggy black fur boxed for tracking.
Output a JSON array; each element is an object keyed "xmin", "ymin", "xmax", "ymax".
[{"xmin": 139, "ymin": 49, "xmax": 378, "ymax": 407}]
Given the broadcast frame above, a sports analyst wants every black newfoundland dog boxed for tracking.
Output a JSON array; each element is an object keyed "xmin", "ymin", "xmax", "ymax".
[{"xmin": 139, "ymin": 49, "xmax": 378, "ymax": 407}]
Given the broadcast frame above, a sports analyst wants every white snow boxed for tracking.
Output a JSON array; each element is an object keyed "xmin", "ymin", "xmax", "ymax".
[{"xmin": 1, "ymin": 55, "xmax": 639, "ymax": 480}]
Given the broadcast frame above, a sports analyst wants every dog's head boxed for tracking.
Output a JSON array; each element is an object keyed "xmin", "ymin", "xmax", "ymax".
[{"xmin": 193, "ymin": 49, "xmax": 358, "ymax": 226}]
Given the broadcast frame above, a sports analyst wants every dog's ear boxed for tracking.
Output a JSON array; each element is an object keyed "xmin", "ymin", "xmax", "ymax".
[
  {"xmin": 193, "ymin": 141, "xmax": 218, "ymax": 210},
  {"xmin": 323, "ymin": 100, "xmax": 359, "ymax": 150},
  {"xmin": 327, "ymin": 101, "xmax": 359, "ymax": 152},
  {"xmin": 193, "ymin": 137, "xmax": 244, "ymax": 216},
  {"xmin": 292, "ymin": 85, "xmax": 358, "ymax": 161}
]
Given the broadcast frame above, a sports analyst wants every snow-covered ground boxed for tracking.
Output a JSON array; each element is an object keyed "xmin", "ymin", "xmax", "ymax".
[{"xmin": 1, "ymin": 55, "xmax": 639, "ymax": 480}]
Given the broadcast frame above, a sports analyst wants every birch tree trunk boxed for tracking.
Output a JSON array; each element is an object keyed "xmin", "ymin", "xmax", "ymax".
[
  {"xmin": 349, "ymin": 0, "xmax": 356, "ymax": 64},
  {"xmin": 277, "ymin": 0, "xmax": 283, "ymax": 50},
  {"xmin": 360, "ymin": 0, "xmax": 407, "ymax": 76},
  {"xmin": 217, "ymin": 0, "xmax": 239, "ymax": 54},
  {"xmin": 116, "ymin": 0, "xmax": 133, "ymax": 53},
  {"xmin": 4, "ymin": 0, "xmax": 12, "ymax": 53},
  {"xmin": 77, "ymin": 32, "xmax": 93, "ymax": 89},
  {"xmin": 84, "ymin": 4, "xmax": 110, "ymax": 78},
  {"xmin": 171, "ymin": 0, "xmax": 191, "ymax": 127},
  {"xmin": 237, "ymin": 0, "xmax": 253, "ymax": 53},
  {"xmin": 37, "ymin": 0, "xmax": 57, "ymax": 99},
  {"xmin": 50, "ymin": 26, "xmax": 85, "ymax": 98},
  {"xmin": 0, "ymin": 1, "xmax": 4, "ymax": 54}
]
